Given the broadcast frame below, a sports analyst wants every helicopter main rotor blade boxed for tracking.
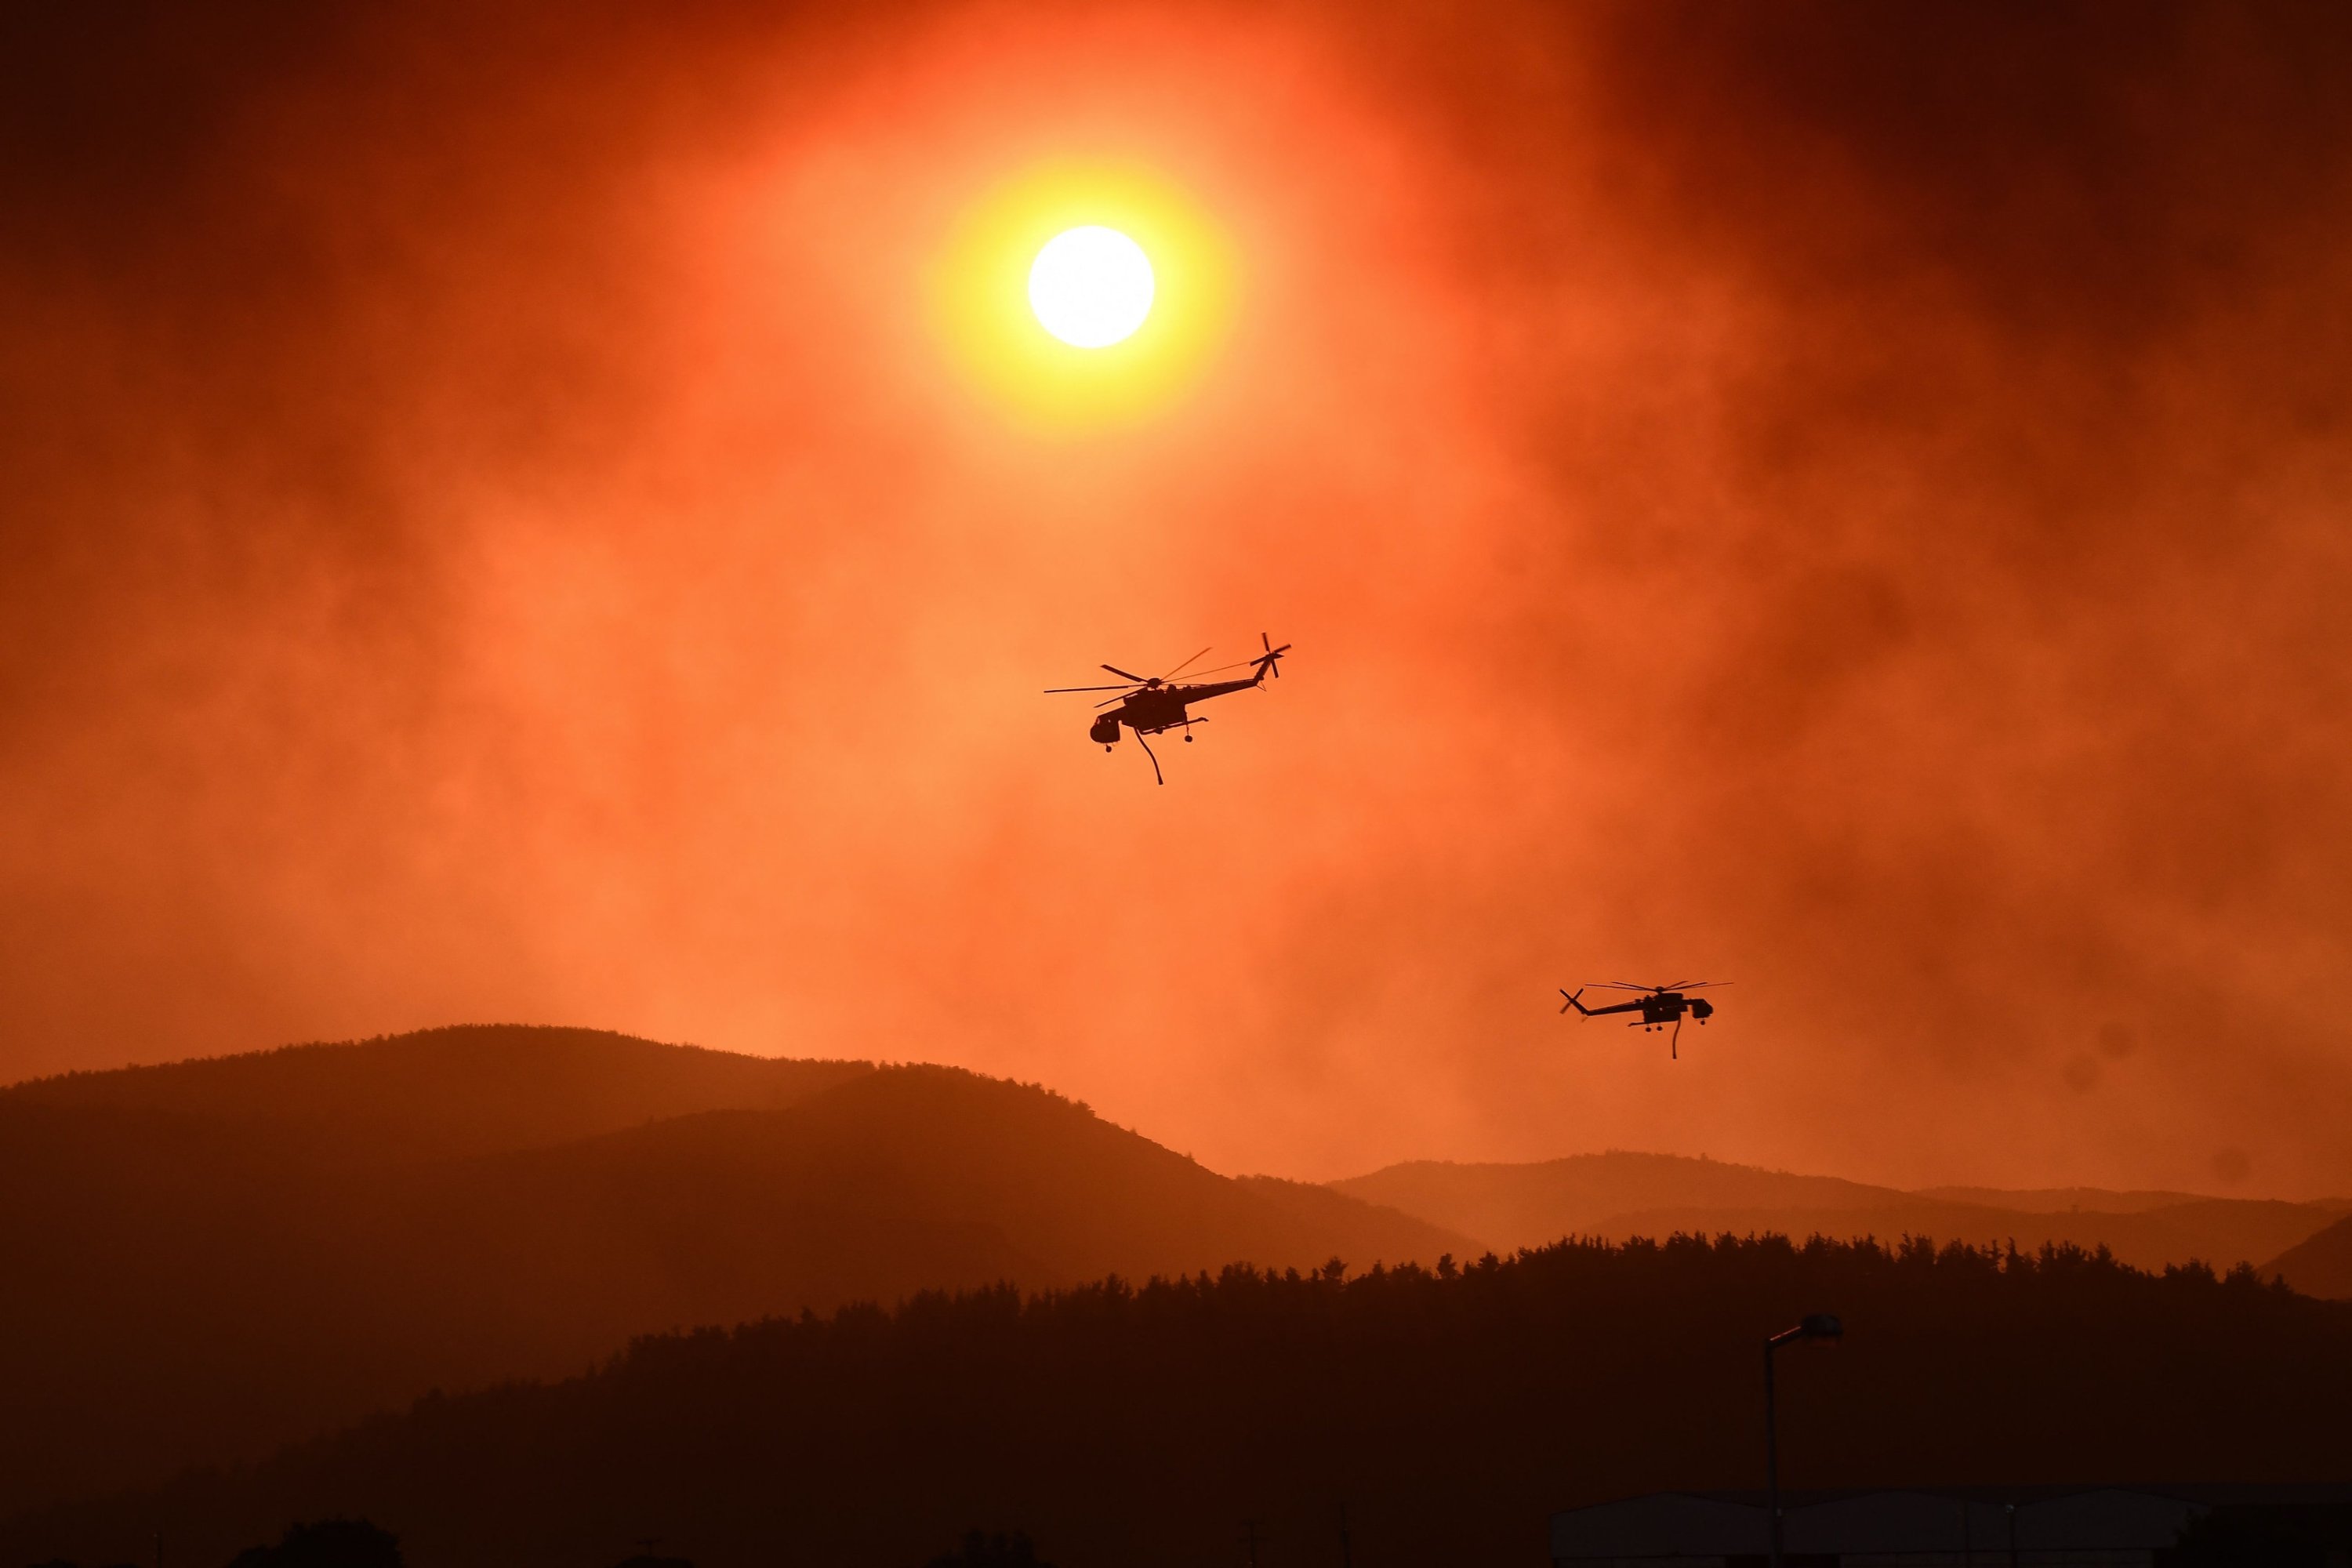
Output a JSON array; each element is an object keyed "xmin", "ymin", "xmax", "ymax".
[
  {"xmin": 1045, "ymin": 684, "xmax": 1136, "ymax": 694},
  {"xmin": 1102, "ymin": 665, "xmax": 1147, "ymax": 681},
  {"xmin": 1094, "ymin": 694, "xmax": 1132, "ymax": 708},
  {"xmin": 1160, "ymin": 646, "xmax": 1214, "ymax": 681}
]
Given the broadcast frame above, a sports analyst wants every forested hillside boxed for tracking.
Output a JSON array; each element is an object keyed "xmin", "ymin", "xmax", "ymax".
[{"xmin": 12, "ymin": 1236, "xmax": 2347, "ymax": 1568}]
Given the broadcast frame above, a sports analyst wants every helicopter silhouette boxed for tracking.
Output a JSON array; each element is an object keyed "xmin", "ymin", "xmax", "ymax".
[
  {"xmin": 1559, "ymin": 980, "xmax": 1727, "ymax": 1058},
  {"xmin": 1045, "ymin": 633, "xmax": 1291, "ymax": 784}
]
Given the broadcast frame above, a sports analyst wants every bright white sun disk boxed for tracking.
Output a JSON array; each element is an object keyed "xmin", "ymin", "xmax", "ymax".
[{"xmin": 1029, "ymin": 227, "xmax": 1154, "ymax": 348}]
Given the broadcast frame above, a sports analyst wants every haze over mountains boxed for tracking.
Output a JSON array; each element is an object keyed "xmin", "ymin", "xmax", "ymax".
[{"xmin": 1333, "ymin": 1155, "xmax": 2347, "ymax": 1276}]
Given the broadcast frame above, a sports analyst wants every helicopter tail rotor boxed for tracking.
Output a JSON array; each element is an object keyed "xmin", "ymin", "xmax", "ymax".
[{"xmin": 1250, "ymin": 632, "xmax": 1292, "ymax": 683}]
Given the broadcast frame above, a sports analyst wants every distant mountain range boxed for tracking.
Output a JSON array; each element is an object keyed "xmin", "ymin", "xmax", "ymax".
[
  {"xmin": 0, "ymin": 1027, "xmax": 1461, "ymax": 1519},
  {"xmin": 1330, "ymin": 1153, "xmax": 2347, "ymax": 1276}
]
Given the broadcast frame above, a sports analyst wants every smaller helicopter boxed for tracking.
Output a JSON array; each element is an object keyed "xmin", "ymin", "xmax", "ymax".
[
  {"xmin": 1559, "ymin": 980, "xmax": 1728, "ymax": 1058},
  {"xmin": 1045, "ymin": 633, "xmax": 1291, "ymax": 784}
]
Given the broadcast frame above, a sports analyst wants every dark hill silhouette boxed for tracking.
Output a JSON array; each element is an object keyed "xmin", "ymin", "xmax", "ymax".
[
  {"xmin": 2264, "ymin": 1213, "xmax": 2352, "ymax": 1299},
  {"xmin": 1333, "ymin": 1153, "xmax": 2339, "ymax": 1272},
  {"xmin": 1, "ymin": 1024, "xmax": 873, "ymax": 1160},
  {"xmin": 394, "ymin": 1068, "xmax": 1473, "ymax": 1359},
  {"xmin": 9, "ymin": 1236, "xmax": 2347, "ymax": 1568},
  {"xmin": 0, "ymin": 1038, "xmax": 1464, "ymax": 1523}
]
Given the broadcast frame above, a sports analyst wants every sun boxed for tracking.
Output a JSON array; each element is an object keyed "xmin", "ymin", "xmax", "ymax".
[
  {"xmin": 931, "ymin": 161, "xmax": 1236, "ymax": 430},
  {"xmin": 1029, "ymin": 226, "xmax": 1156, "ymax": 348}
]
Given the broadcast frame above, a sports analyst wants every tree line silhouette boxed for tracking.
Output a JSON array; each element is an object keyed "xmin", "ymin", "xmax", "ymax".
[{"xmin": 11, "ymin": 1234, "xmax": 2350, "ymax": 1568}]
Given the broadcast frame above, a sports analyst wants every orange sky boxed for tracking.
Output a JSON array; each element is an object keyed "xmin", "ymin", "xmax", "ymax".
[{"xmin": 5, "ymin": 1, "xmax": 2351, "ymax": 1197}]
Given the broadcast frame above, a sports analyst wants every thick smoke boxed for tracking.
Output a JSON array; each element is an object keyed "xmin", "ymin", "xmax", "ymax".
[{"xmin": 3, "ymin": 1, "xmax": 2348, "ymax": 1194}]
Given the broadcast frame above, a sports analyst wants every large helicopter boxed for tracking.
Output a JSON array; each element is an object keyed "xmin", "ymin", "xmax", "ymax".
[
  {"xmin": 1045, "ymin": 633, "xmax": 1292, "ymax": 784},
  {"xmin": 1559, "ymin": 980, "xmax": 1727, "ymax": 1058}
]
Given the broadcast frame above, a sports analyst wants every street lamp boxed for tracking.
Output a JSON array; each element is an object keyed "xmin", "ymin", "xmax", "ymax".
[{"xmin": 1765, "ymin": 1313, "xmax": 1842, "ymax": 1568}]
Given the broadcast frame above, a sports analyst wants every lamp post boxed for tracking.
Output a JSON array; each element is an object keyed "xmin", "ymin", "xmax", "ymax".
[{"xmin": 1765, "ymin": 1313, "xmax": 1843, "ymax": 1568}]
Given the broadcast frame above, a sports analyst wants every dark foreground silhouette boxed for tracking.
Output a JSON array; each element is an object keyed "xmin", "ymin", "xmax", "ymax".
[
  {"xmin": 9, "ymin": 1235, "xmax": 2348, "ymax": 1568},
  {"xmin": 228, "ymin": 1520, "xmax": 402, "ymax": 1568},
  {"xmin": 0, "ymin": 1029, "xmax": 1461, "ymax": 1519},
  {"xmin": 928, "ymin": 1534, "xmax": 1051, "ymax": 1568}
]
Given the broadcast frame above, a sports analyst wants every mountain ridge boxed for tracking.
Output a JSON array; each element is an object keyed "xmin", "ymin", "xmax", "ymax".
[
  {"xmin": 1330, "ymin": 1152, "xmax": 2342, "ymax": 1272},
  {"xmin": 0, "ymin": 1029, "xmax": 1468, "ymax": 1521},
  {"xmin": 0, "ymin": 1023, "xmax": 875, "ymax": 1159}
]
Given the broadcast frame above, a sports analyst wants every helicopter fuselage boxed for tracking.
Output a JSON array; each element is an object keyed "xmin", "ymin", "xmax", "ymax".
[
  {"xmin": 1088, "ymin": 675, "xmax": 1264, "ymax": 742},
  {"xmin": 1575, "ymin": 991, "xmax": 1715, "ymax": 1026},
  {"xmin": 1051, "ymin": 636, "xmax": 1290, "ymax": 783}
]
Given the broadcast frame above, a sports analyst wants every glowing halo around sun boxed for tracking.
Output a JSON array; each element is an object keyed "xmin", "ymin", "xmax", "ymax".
[
  {"xmin": 1029, "ymin": 226, "xmax": 1155, "ymax": 348},
  {"xmin": 932, "ymin": 161, "xmax": 1237, "ymax": 430}
]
